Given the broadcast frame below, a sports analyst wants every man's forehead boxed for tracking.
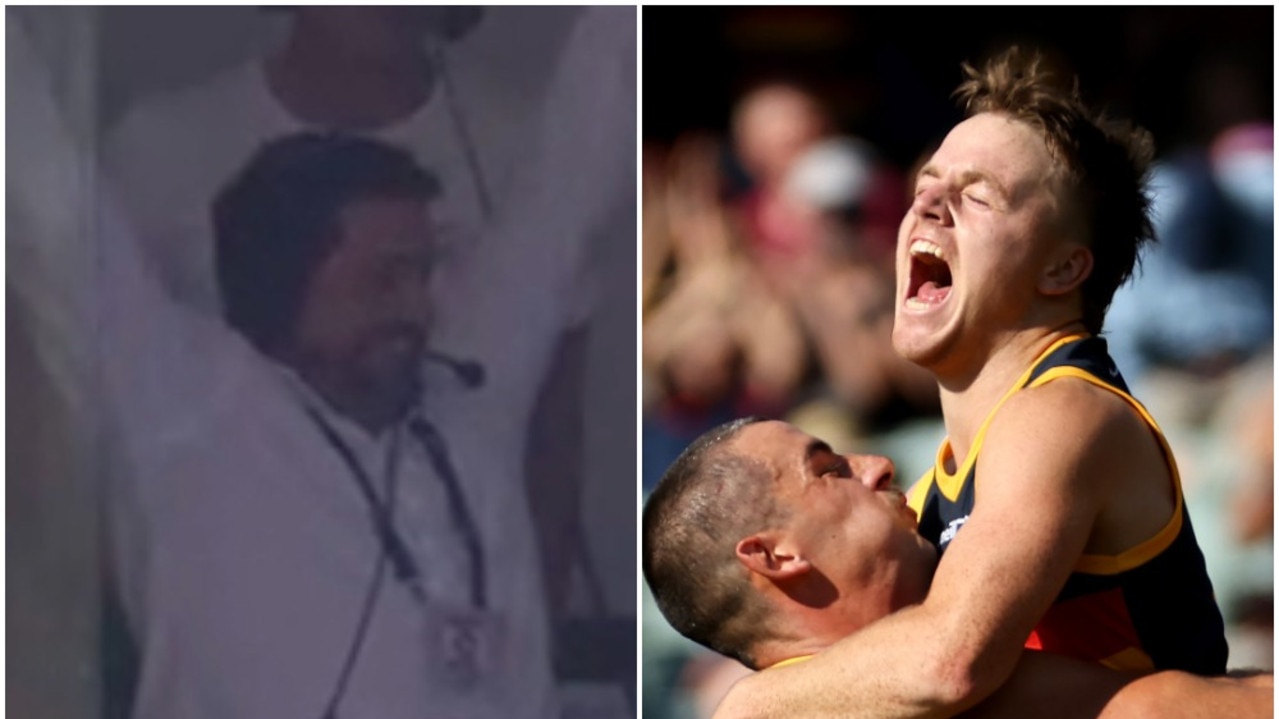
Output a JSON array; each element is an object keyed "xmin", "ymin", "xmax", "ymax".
[
  {"xmin": 933, "ymin": 113, "xmax": 1055, "ymax": 174},
  {"xmin": 729, "ymin": 421, "xmax": 819, "ymax": 465}
]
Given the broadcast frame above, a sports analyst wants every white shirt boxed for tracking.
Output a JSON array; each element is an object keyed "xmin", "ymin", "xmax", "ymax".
[
  {"xmin": 433, "ymin": 6, "xmax": 637, "ymax": 438},
  {"xmin": 99, "ymin": 6, "xmax": 608, "ymax": 464},
  {"xmin": 10, "ymin": 19, "xmax": 555, "ymax": 719}
]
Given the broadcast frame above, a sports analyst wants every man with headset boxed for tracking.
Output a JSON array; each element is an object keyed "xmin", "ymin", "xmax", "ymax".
[
  {"xmin": 101, "ymin": 5, "xmax": 614, "ymax": 632},
  {"xmin": 11, "ymin": 21, "xmax": 555, "ymax": 719}
]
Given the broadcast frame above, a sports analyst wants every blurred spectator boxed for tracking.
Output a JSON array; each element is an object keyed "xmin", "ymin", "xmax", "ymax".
[
  {"xmin": 643, "ymin": 142, "xmax": 674, "ymax": 312},
  {"xmin": 775, "ymin": 138, "xmax": 938, "ymax": 439},
  {"xmin": 731, "ymin": 82, "xmax": 831, "ymax": 284},
  {"xmin": 1104, "ymin": 143, "xmax": 1273, "ymax": 385},
  {"xmin": 642, "ymin": 135, "xmax": 809, "ymax": 490},
  {"xmin": 642, "ymin": 92, "xmax": 940, "ymax": 492},
  {"xmin": 1229, "ymin": 371, "xmax": 1273, "ymax": 546},
  {"xmin": 1103, "ymin": 51, "xmax": 1272, "ymax": 387}
]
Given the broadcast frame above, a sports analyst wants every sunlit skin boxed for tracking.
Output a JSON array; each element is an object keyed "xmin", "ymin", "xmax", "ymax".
[
  {"xmin": 892, "ymin": 112, "xmax": 1086, "ymax": 387},
  {"xmin": 728, "ymin": 421, "xmax": 937, "ymax": 667}
]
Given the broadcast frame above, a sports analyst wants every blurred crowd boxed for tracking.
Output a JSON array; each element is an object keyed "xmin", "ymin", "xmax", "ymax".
[
  {"xmin": 643, "ymin": 83, "xmax": 941, "ymax": 480},
  {"xmin": 641, "ymin": 14, "xmax": 1273, "ymax": 718}
]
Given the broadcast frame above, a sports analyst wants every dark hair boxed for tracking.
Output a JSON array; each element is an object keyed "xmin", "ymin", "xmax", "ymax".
[
  {"xmin": 642, "ymin": 416, "xmax": 778, "ymax": 669},
  {"xmin": 212, "ymin": 132, "xmax": 440, "ymax": 353},
  {"xmin": 954, "ymin": 46, "xmax": 1156, "ymax": 334}
]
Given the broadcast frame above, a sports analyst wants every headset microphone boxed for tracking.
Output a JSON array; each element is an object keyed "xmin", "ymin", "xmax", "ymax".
[{"xmin": 424, "ymin": 350, "xmax": 486, "ymax": 389}]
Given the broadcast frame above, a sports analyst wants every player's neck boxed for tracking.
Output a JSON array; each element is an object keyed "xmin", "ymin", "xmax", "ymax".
[
  {"xmin": 756, "ymin": 599, "xmax": 881, "ymax": 669},
  {"xmin": 938, "ymin": 321, "xmax": 1088, "ymax": 464},
  {"xmin": 752, "ymin": 636, "xmax": 832, "ymax": 671}
]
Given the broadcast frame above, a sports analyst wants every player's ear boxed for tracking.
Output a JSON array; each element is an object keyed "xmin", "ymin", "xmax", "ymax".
[
  {"xmin": 1039, "ymin": 243, "xmax": 1093, "ymax": 296},
  {"xmin": 736, "ymin": 532, "xmax": 811, "ymax": 580}
]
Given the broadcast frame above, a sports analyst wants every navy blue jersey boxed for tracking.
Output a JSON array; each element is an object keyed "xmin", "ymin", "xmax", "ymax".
[{"xmin": 907, "ymin": 334, "xmax": 1227, "ymax": 674}]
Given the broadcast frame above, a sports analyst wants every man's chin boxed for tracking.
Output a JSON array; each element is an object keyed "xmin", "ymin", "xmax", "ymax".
[
  {"xmin": 356, "ymin": 362, "xmax": 423, "ymax": 412},
  {"xmin": 891, "ymin": 330, "xmax": 933, "ymax": 368},
  {"xmin": 891, "ymin": 322, "xmax": 956, "ymax": 372}
]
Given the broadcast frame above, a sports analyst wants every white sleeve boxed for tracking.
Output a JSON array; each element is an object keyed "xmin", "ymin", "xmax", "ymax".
[
  {"xmin": 100, "ymin": 91, "xmax": 227, "ymax": 315},
  {"xmin": 7, "ymin": 17, "xmax": 260, "ymax": 453},
  {"xmin": 496, "ymin": 6, "xmax": 636, "ymax": 330}
]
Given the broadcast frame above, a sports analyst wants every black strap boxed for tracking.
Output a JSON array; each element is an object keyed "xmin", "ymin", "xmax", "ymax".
[
  {"xmin": 304, "ymin": 407, "xmax": 421, "ymax": 590},
  {"xmin": 407, "ymin": 415, "xmax": 487, "ymax": 609}
]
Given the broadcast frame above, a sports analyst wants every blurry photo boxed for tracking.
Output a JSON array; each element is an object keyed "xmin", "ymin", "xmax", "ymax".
[{"xmin": 9, "ymin": 6, "xmax": 635, "ymax": 718}]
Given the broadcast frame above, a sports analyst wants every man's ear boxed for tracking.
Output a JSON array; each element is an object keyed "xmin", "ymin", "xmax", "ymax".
[
  {"xmin": 1039, "ymin": 244, "xmax": 1093, "ymax": 296},
  {"xmin": 736, "ymin": 533, "xmax": 811, "ymax": 581}
]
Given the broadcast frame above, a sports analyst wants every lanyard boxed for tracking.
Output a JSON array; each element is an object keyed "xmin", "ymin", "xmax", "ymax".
[
  {"xmin": 305, "ymin": 406, "xmax": 427, "ymax": 603},
  {"xmin": 406, "ymin": 414, "xmax": 487, "ymax": 609},
  {"xmin": 305, "ymin": 406, "xmax": 487, "ymax": 609}
]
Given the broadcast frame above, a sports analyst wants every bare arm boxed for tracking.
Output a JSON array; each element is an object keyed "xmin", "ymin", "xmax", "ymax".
[
  {"xmin": 716, "ymin": 382, "xmax": 1143, "ymax": 718},
  {"xmin": 728, "ymin": 266, "xmax": 809, "ymax": 405},
  {"xmin": 783, "ymin": 264, "xmax": 897, "ymax": 414},
  {"xmin": 1092, "ymin": 671, "xmax": 1273, "ymax": 719},
  {"xmin": 723, "ymin": 649, "xmax": 1270, "ymax": 719},
  {"xmin": 968, "ymin": 653, "xmax": 1271, "ymax": 719},
  {"xmin": 957, "ymin": 651, "xmax": 1128, "ymax": 719}
]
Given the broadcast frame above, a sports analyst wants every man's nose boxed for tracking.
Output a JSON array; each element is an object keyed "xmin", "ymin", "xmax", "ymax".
[
  {"xmin": 911, "ymin": 183, "xmax": 951, "ymax": 226},
  {"xmin": 849, "ymin": 453, "xmax": 896, "ymax": 490}
]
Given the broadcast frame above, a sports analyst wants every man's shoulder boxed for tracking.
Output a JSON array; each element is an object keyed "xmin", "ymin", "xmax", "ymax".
[
  {"xmin": 711, "ymin": 668, "xmax": 769, "ymax": 719},
  {"xmin": 1001, "ymin": 376, "xmax": 1145, "ymax": 439},
  {"xmin": 981, "ymin": 378, "xmax": 1154, "ymax": 486}
]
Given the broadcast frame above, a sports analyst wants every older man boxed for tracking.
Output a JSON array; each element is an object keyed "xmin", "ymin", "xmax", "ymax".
[{"xmin": 644, "ymin": 418, "xmax": 1270, "ymax": 719}]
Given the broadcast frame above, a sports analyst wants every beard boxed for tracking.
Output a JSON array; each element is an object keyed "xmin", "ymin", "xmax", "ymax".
[{"xmin": 348, "ymin": 326, "xmax": 427, "ymax": 419}]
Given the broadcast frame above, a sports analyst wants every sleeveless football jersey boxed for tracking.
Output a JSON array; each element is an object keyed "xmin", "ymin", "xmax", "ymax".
[{"xmin": 907, "ymin": 334, "xmax": 1227, "ymax": 674}]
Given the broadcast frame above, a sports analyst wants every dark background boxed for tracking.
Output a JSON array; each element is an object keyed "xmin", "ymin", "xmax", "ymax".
[{"xmin": 644, "ymin": 6, "xmax": 1273, "ymax": 165}]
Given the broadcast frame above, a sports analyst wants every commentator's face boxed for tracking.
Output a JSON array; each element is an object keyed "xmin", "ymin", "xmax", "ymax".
[
  {"xmin": 292, "ymin": 196, "xmax": 436, "ymax": 416},
  {"xmin": 734, "ymin": 421, "xmax": 936, "ymax": 620},
  {"xmin": 893, "ymin": 112, "xmax": 1070, "ymax": 374}
]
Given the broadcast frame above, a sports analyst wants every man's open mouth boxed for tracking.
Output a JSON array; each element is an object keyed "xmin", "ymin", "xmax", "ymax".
[{"xmin": 906, "ymin": 240, "xmax": 952, "ymax": 307}]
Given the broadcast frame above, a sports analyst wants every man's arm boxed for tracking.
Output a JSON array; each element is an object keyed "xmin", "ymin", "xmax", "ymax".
[
  {"xmin": 8, "ymin": 18, "xmax": 248, "ymax": 432},
  {"xmin": 525, "ymin": 326, "xmax": 589, "ymax": 617},
  {"xmin": 966, "ymin": 652, "xmax": 1271, "ymax": 719},
  {"xmin": 716, "ymin": 380, "xmax": 1146, "ymax": 718},
  {"xmin": 959, "ymin": 651, "xmax": 1127, "ymax": 719},
  {"xmin": 1092, "ymin": 671, "xmax": 1273, "ymax": 719}
]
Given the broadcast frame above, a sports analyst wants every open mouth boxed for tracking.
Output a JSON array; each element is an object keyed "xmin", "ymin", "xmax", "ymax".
[{"xmin": 906, "ymin": 240, "xmax": 953, "ymax": 308}]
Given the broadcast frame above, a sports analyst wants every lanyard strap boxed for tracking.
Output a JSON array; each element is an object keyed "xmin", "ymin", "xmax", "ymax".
[
  {"xmin": 407, "ymin": 415, "xmax": 488, "ymax": 609},
  {"xmin": 306, "ymin": 406, "xmax": 486, "ymax": 609},
  {"xmin": 305, "ymin": 407, "xmax": 424, "ymax": 601}
]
